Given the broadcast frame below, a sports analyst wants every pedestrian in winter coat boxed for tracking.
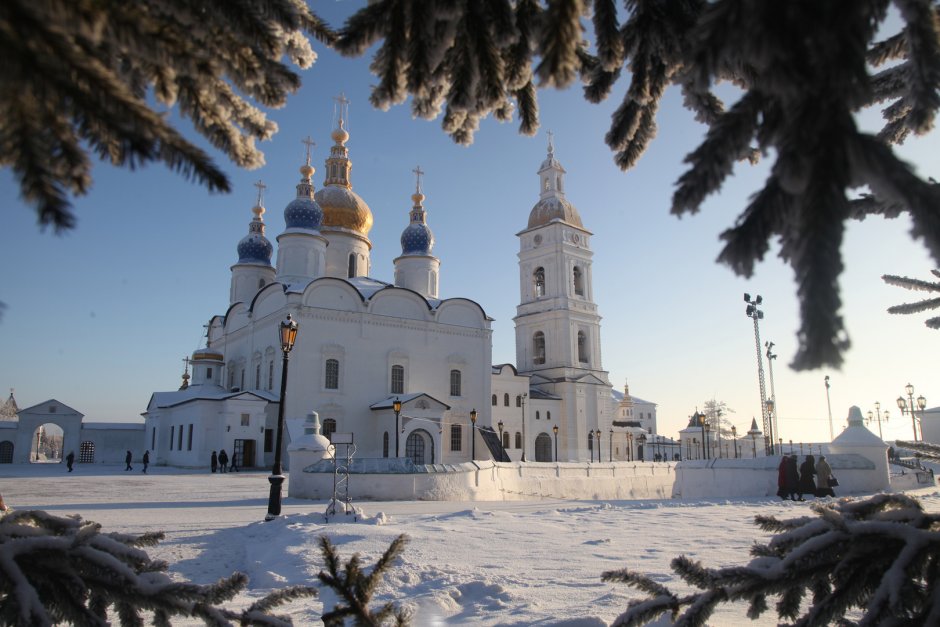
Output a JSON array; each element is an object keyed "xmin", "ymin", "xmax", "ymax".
[
  {"xmin": 125, "ymin": 450, "xmax": 133, "ymax": 471},
  {"xmin": 816, "ymin": 455, "xmax": 835, "ymax": 497},
  {"xmin": 142, "ymin": 451, "xmax": 150, "ymax": 474},
  {"xmin": 777, "ymin": 457, "xmax": 789, "ymax": 500},
  {"xmin": 799, "ymin": 455, "xmax": 817, "ymax": 498},
  {"xmin": 211, "ymin": 451, "xmax": 218, "ymax": 473},
  {"xmin": 66, "ymin": 451, "xmax": 75, "ymax": 472},
  {"xmin": 229, "ymin": 451, "xmax": 239, "ymax": 472},
  {"xmin": 218, "ymin": 449, "xmax": 229, "ymax": 473},
  {"xmin": 785, "ymin": 455, "xmax": 801, "ymax": 500}
]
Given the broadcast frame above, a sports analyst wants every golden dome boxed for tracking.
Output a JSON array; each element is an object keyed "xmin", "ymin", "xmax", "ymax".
[
  {"xmin": 527, "ymin": 196, "xmax": 583, "ymax": 229},
  {"xmin": 315, "ymin": 185, "xmax": 373, "ymax": 235}
]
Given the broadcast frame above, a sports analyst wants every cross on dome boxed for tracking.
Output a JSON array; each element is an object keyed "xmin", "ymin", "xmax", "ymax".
[
  {"xmin": 302, "ymin": 136, "xmax": 315, "ymax": 165},
  {"xmin": 333, "ymin": 92, "xmax": 350, "ymax": 130},
  {"xmin": 413, "ymin": 165, "xmax": 424, "ymax": 193},
  {"xmin": 254, "ymin": 180, "xmax": 267, "ymax": 206}
]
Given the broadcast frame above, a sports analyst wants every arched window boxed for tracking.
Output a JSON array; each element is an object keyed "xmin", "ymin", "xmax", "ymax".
[
  {"xmin": 325, "ymin": 359, "xmax": 340, "ymax": 389},
  {"xmin": 491, "ymin": 394, "xmax": 498, "ymax": 406},
  {"xmin": 516, "ymin": 395, "xmax": 522, "ymax": 407},
  {"xmin": 391, "ymin": 365, "xmax": 404, "ymax": 394},
  {"xmin": 450, "ymin": 424, "xmax": 462, "ymax": 451},
  {"xmin": 258, "ymin": 278, "xmax": 266, "ymax": 289},
  {"xmin": 533, "ymin": 332, "xmax": 546, "ymax": 365},
  {"xmin": 383, "ymin": 432, "xmax": 389, "ymax": 458},
  {"xmin": 515, "ymin": 432, "xmax": 522, "ymax": 449},
  {"xmin": 322, "ymin": 418, "xmax": 337, "ymax": 441},
  {"xmin": 502, "ymin": 431, "xmax": 510, "ymax": 449},
  {"xmin": 255, "ymin": 364, "xmax": 261, "ymax": 389},
  {"xmin": 348, "ymin": 253, "xmax": 357, "ymax": 278},
  {"xmin": 578, "ymin": 331, "xmax": 588, "ymax": 363},
  {"xmin": 573, "ymin": 266, "xmax": 584, "ymax": 296},
  {"xmin": 503, "ymin": 393, "xmax": 510, "ymax": 407},
  {"xmin": 268, "ymin": 361, "xmax": 274, "ymax": 389},
  {"xmin": 534, "ymin": 267, "xmax": 545, "ymax": 297},
  {"xmin": 547, "ymin": 411, "xmax": 551, "ymax": 421},
  {"xmin": 536, "ymin": 410, "xmax": 540, "ymax": 420},
  {"xmin": 449, "ymin": 370, "xmax": 461, "ymax": 396}
]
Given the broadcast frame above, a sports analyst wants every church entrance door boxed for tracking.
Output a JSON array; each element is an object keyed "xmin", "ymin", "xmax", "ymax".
[
  {"xmin": 535, "ymin": 433, "xmax": 552, "ymax": 462},
  {"xmin": 406, "ymin": 429, "xmax": 434, "ymax": 465},
  {"xmin": 0, "ymin": 441, "xmax": 12, "ymax": 463},
  {"xmin": 234, "ymin": 439, "xmax": 256, "ymax": 468}
]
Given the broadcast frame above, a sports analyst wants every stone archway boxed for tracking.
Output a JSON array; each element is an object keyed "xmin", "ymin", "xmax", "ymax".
[
  {"xmin": 31, "ymin": 423, "xmax": 63, "ymax": 463},
  {"xmin": 406, "ymin": 429, "xmax": 434, "ymax": 465},
  {"xmin": 535, "ymin": 433, "xmax": 552, "ymax": 462}
]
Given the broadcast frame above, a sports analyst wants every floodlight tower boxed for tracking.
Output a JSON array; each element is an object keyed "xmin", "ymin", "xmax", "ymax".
[
  {"xmin": 745, "ymin": 294, "xmax": 774, "ymax": 455},
  {"xmin": 765, "ymin": 341, "xmax": 780, "ymax": 446}
]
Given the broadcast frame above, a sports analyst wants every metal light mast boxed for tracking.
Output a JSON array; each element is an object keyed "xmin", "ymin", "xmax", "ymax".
[
  {"xmin": 765, "ymin": 341, "xmax": 780, "ymax": 446},
  {"xmin": 745, "ymin": 294, "xmax": 773, "ymax": 455}
]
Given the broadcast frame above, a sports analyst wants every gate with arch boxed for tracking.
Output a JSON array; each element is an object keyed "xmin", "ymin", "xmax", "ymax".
[
  {"xmin": 535, "ymin": 433, "xmax": 552, "ymax": 462},
  {"xmin": 405, "ymin": 429, "xmax": 434, "ymax": 465}
]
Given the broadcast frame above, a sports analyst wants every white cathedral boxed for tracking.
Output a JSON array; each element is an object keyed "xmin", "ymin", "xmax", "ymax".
[{"xmin": 143, "ymin": 102, "xmax": 658, "ymax": 470}]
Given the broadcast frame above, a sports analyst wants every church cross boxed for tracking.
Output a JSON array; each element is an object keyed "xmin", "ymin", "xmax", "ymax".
[
  {"xmin": 302, "ymin": 136, "xmax": 315, "ymax": 165},
  {"xmin": 182, "ymin": 356, "xmax": 191, "ymax": 373},
  {"xmin": 254, "ymin": 180, "xmax": 266, "ymax": 206},
  {"xmin": 413, "ymin": 165, "xmax": 424, "ymax": 193},
  {"xmin": 333, "ymin": 92, "xmax": 350, "ymax": 129},
  {"xmin": 547, "ymin": 130, "xmax": 555, "ymax": 155}
]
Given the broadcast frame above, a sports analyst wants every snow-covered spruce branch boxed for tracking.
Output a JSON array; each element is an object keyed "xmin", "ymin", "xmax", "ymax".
[
  {"xmin": 0, "ymin": 509, "xmax": 316, "ymax": 626},
  {"xmin": 895, "ymin": 439, "xmax": 940, "ymax": 461},
  {"xmin": 602, "ymin": 494, "xmax": 940, "ymax": 626},
  {"xmin": 317, "ymin": 533, "xmax": 410, "ymax": 627}
]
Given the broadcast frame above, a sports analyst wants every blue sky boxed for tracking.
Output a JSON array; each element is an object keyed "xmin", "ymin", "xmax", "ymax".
[{"xmin": 1, "ymin": 3, "xmax": 936, "ymax": 445}]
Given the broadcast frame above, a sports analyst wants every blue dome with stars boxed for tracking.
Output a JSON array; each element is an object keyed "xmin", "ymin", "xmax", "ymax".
[
  {"xmin": 284, "ymin": 196, "xmax": 323, "ymax": 230},
  {"xmin": 401, "ymin": 222, "xmax": 434, "ymax": 255},
  {"xmin": 237, "ymin": 231, "xmax": 273, "ymax": 265}
]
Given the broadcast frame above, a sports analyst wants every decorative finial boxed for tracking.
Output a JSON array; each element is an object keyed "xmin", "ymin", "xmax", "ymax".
[
  {"xmin": 302, "ymin": 136, "xmax": 315, "ymax": 166},
  {"xmin": 413, "ymin": 165, "xmax": 424, "ymax": 194},
  {"xmin": 254, "ymin": 180, "xmax": 266, "ymax": 206},
  {"xmin": 547, "ymin": 130, "xmax": 555, "ymax": 156},
  {"xmin": 333, "ymin": 92, "xmax": 350, "ymax": 130}
]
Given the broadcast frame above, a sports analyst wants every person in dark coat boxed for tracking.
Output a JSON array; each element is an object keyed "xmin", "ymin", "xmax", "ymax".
[
  {"xmin": 211, "ymin": 451, "xmax": 218, "ymax": 473},
  {"xmin": 229, "ymin": 450, "xmax": 239, "ymax": 472},
  {"xmin": 799, "ymin": 455, "xmax": 817, "ymax": 498},
  {"xmin": 218, "ymin": 449, "xmax": 229, "ymax": 473},
  {"xmin": 785, "ymin": 455, "xmax": 801, "ymax": 500},
  {"xmin": 777, "ymin": 456, "xmax": 789, "ymax": 500},
  {"xmin": 124, "ymin": 450, "xmax": 133, "ymax": 471},
  {"xmin": 142, "ymin": 450, "xmax": 150, "ymax": 474},
  {"xmin": 66, "ymin": 451, "xmax": 75, "ymax": 472}
]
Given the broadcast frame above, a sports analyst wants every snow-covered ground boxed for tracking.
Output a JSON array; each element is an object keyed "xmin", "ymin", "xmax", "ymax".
[{"xmin": 2, "ymin": 463, "xmax": 937, "ymax": 626}]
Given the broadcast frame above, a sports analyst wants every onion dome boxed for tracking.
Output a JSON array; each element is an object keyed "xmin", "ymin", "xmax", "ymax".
[
  {"xmin": 400, "ymin": 166, "xmax": 435, "ymax": 255},
  {"xmin": 314, "ymin": 96, "xmax": 373, "ymax": 236},
  {"xmin": 237, "ymin": 181, "xmax": 274, "ymax": 265},
  {"xmin": 527, "ymin": 132, "xmax": 584, "ymax": 229},
  {"xmin": 284, "ymin": 137, "xmax": 324, "ymax": 230}
]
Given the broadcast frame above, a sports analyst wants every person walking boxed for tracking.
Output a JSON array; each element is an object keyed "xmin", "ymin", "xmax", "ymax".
[
  {"xmin": 799, "ymin": 455, "xmax": 817, "ymax": 498},
  {"xmin": 66, "ymin": 450, "xmax": 75, "ymax": 472},
  {"xmin": 218, "ymin": 449, "xmax": 229, "ymax": 473},
  {"xmin": 229, "ymin": 450, "xmax": 239, "ymax": 472},
  {"xmin": 816, "ymin": 455, "xmax": 835, "ymax": 497},
  {"xmin": 776, "ymin": 456, "xmax": 789, "ymax": 500},
  {"xmin": 785, "ymin": 455, "xmax": 801, "ymax": 500},
  {"xmin": 142, "ymin": 450, "xmax": 150, "ymax": 474},
  {"xmin": 211, "ymin": 450, "xmax": 218, "ymax": 473},
  {"xmin": 124, "ymin": 450, "xmax": 133, "ymax": 471}
]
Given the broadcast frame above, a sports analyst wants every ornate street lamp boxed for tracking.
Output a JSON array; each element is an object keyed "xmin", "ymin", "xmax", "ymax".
[
  {"xmin": 497, "ymin": 419, "xmax": 504, "ymax": 452},
  {"xmin": 470, "ymin": 409, "xmax": 477, "ymax": 460},
  {"xmin": 765, "ymin": 398, "xmax": 776, "ymax": 455},
  {"xmin": 898, "ymin": 383, "xmax": 926, "ymax": 441},
  {"xmin": 637, "ymin": 433, "xmax": 646, "ymax": 461},
  {"xmin": 609, "ymin": 428, "xmax": 613, "ymax": 462},
  {"xmin": 866, "ymin": 401, "xmax": 889, "ymax": 440},
  {"xmin": 266, "ymin": 313, "xmax": 298, "ymax": 521},
  {"xmin": 552, "ymin": 424, "xmax": 559, "ymax": 461},
  {"xmin": 520, "ymin": 393, "xmax": 528, "ymax": 462},
  {"xmin": 731, "ymin": 425, "xmax": 738, "ymax": 458},
  {"xmin": 393, "ymin": 397, "xmax": 402, "ymax": 457},
  {"xmin": 595, "ymin": 429, "xmax": 602, "ymax": 462}
]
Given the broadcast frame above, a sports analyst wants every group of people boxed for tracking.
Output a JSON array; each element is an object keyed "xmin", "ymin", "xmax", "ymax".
[
  {"xmin": 777, "ymin": 454, "xmax": 836, "ymax": 500},
  {"xmin": 63, "ymin": 450, "xmax": 149, "ymax": 473},
  {"xmin": 210, "ymin": 449, "xmax": 237, "ymax": 473}
]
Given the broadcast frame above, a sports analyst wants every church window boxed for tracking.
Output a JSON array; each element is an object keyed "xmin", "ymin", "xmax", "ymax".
[
  {"xmin": 534, "ymin": 267, "xmax": 545, "ymax": 297},
  {"xmin": 228, "ymin": 368, "xmax": 235, "ymax": 390},
  {"xmin": 578, "ymin": 331, "xmax": 588, "ymax": 363},
  {"xmin": 504, "ymin": 393, "xmax": 510, "ymax": 407},
  {"xmin": 255, "ymin": 364, "xmax": 261, "ymax": 389},
  {"xmin": 170, "ymin": 426, "xmax": 174, "ymax": 450},
  {"xmin": 383, "ymin": 432, "xmax": 389, "ymax": 458},
  {"xmin": 258, "ymin": 278, "xmax": 265, "ymax": 289},
  {"xmin": 536, "ymin": 411, "xmax": 540, "ymax": 420},
  {"xmin": 547, "ymin": 411, "xmax": 551, "ymax": 420},
  {"xmin": 206, "ymin": 367, "xmax": 212, "ymax": 380},
  {"xmin": 449, "ymin": 370, "xmax": 461, "ymax": 396},
  {"xmin": 573, "ymin": 266, "xmax": 584, "ymax": 296},
  {"xmin": 264, "ymin": 428, "xmax": 273, "ymax": 452},
  {"xmin": 502, "ymin": 431, "xmax": 510, "ymax": 449},
  {"xmin": 491, "ymin": 394, "xmax": 497, "ymax": 406},
  {"xmin": 557, "ymin": 176, "xmax": 563, "ymax": 192},
  {"xmin": 450, "ymin": 424, "xmax": 462, "ymax": 451},
  {"xmin": 348, "ymin": 253, "xmax": 357, "ymax": 278},
  {"xmin": 515, "ymin": 432, "xmax": 522, "ymax": 449},
  {"xmin": 325, "ymin": 359, "xmax": 340, "ymax": 389},
  {"xmin": 516, "ymin": 395, "xmax": 522, "ymax": 407},
  {"xmin": 177, "ymin": 425, "xmax": 183, "ymax": 450},
  {"xmin": 544, "ymin": 177, "xmax": 550, "ymax": 191},
  {"xmin": 391, "ymin": 365, "xmax": 404, "ymax": 394},
  {"xmin": 240, "ymin": 369, "xmax": 245, "ymax": 390},
  {"xmin": 533, "ymin": 332, "xmax": 546, "ymax": 365},
  {"xmin": 268, "ymin": 361, "xmax": 274, "ymax": 390},
  {"xmin": 240, "ymin": 413, "xmax": 250, "ymax": 426},
  {"xmin": 323, "ymin": 418, "xmax": 337, "ymax": 441},
  {"xmin": 187, "ymin": 424, "xmax": 193, "ymax": 450}
]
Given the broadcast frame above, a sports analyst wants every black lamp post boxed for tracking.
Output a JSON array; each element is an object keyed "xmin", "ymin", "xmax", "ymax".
[
  {"xmin": 595, "ymin": 429, "xmax": 601, "ymax": 462},
  {"xmin": 609, "ymin": 428, "xmax": 613, "ymax": 462},
  {"xmin": 731, "ymin": 425, "xmax": 738, "ymax": 458},
  {"xmin": 552, "ymin": 424, "xmax": 558, "ymax": 461},
  {"xmin": 897, "ymin": 384, "xmax": 927, "ymax": 441},
  {"xmin": 266, "ymin": 313, "xmax": 298, "ymax": 521},
  {"xmin": 497, "ymin": 419, "xmax": 504, "ymax": 453},
  {"xmin": 589, "ymin": 430, "xmax": 594, "ymax": 462},
  {"xmin": 393, "ymin": 397, "xmax": 402, "ymax": 457},
  {"xmin": 470, "ymin": 409, "xmax": 477, "ymax": 460},
  {"xmin": 520, "ymin": 393, "xmax": 528, "ymax": 462},
  {"xmin": 637, "ymin": 433, "xmax": 646, "ymax": 461}
]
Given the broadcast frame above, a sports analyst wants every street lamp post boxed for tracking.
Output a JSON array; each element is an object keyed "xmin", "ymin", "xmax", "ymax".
[
  {"xmin": 765, "ymin": 399, "xmax": 776, "ymax": 456},
  {"xmin": 266, "ymin": 313, "xmax": 298, "ymax": 521},
  {"xmin": 867, "ymin": 402, "xmax": 888, "ymax": 440},
  {"xmin": 393, "ymin": 398, "xmax": 402, "ymax": 457},
  {"xmin": 497, "ymin": 419, "xmax": 504, "ymax": 452},
  {"xmin": 553, "ymin": 424, "xmax": 559, "ymax": 461},
  {"xmin": 520, "ymin": 393, "xmax": 527, "ymax": 462},
  {"xmin": 470, "ymin": 409, "xmax": 477, "ymax": 460},
  {"xmin": 589, "ymin": 430, "xmax": 594, "ymax": 462},
  {"xmin": 824, "ymin": 375, "xmax": 834, "ymax": 441},
  {"xmin": 898, "ymin": 383, "xmax": 927, "ymax": 441},
  {"xmin": 609, "ymin": 428, "xmax": 613, "ymax": 462},
  {"xmin": 595, "ymin": 429, "xmax": 602, "ymax": 462},
  {"xmin": 637, "ymin": 433, "xmax": 646, "ymax": 461},
  {"xmin": 731, "ymin": 425, "xmax": 738, "ymax": 458},
  {"xmin": 745, "ymin": 293, "xmax": 774, "ymax": 454}
]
